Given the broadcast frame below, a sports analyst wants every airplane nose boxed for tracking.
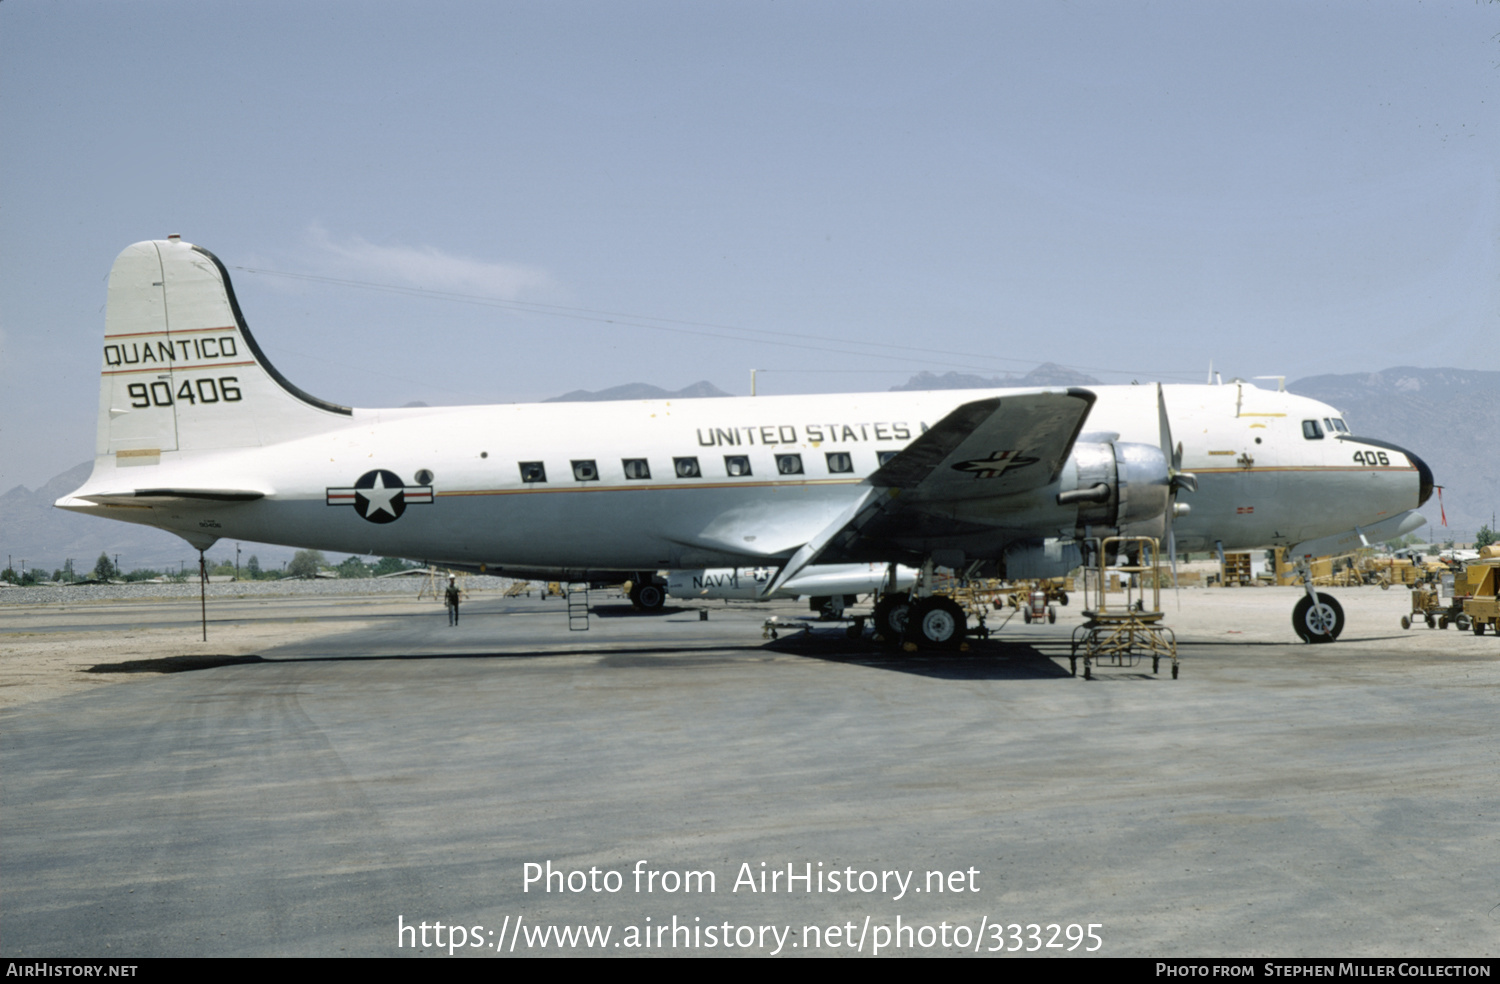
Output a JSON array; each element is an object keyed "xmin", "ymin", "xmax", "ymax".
[{"xmin": 1401, "ymin": 446, "xmax": 1434, "ymax": 506}]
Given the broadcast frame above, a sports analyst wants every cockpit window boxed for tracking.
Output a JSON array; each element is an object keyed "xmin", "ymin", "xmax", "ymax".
[
  {"xmin": 1302, "ymin": 420, "xmax": 1324, "ymax": 440},
  {"xmin": 1331, "ymin": 418, "xmax": 1349, "ymax": 434}
]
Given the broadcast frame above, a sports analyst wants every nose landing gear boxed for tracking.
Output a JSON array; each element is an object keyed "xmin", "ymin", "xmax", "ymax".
[{"xmin": 1292, "ymin": 591, "xmax": 1345, "ymax": 643}]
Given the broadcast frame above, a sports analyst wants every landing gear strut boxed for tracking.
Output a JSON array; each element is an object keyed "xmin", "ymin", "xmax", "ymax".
[{"xmin": 1291, "ymin": 556, "xmax": 1344, "ymax": 643}]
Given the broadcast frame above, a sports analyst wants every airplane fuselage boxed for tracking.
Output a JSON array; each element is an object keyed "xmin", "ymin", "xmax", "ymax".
[{"xmin": 68, "ymin": 383, "xmax": 1424, "ymax": 576}]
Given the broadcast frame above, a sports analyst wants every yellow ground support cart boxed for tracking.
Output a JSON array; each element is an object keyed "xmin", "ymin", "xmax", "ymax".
[
  {"xmin": 1460, "ymin": 546, "xmax": 1500, "ymax": 636},
  {"xmin": 1401, "ymin": 580, "xmax": 1468, "ymax": 631}
]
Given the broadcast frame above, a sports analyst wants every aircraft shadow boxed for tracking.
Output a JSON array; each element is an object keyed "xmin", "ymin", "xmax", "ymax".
[
  {"xmin": 85, "ymin": 643, "xmax": 830, "ymax": 674},
  {"xmin": 587, "ymin": 603, "xmax": 693, "ymax": 618},
  {"xmin": 764, "ymin": 628, "xmax": 1075, "ymax": 680},
  {"xmin": 87, "ymin": 654, "xmax": 270, "ymax": 674},
  {"xmin": 84, "ymin": 633, "xmax": 1181, "ymax": 681}
]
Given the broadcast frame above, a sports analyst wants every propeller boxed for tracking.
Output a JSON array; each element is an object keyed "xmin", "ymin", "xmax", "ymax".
[{"xmin": 1157, "ymin": 384, "xmax": 1198, "ymax": 600}]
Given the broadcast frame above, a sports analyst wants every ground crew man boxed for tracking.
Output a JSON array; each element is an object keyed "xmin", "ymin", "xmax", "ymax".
[{"xmin": 445, "ymin": 575, "xmax": 461, "ymax": 626}]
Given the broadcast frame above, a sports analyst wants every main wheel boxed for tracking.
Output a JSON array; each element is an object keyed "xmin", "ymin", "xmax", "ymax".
[
  {"xmin": 872, "ymin": 596, "xmax": 911, "ymax": 643},
  {"xmin": 630, "ymin": 581, "xmax": 665, "ymax": 611},
  {"xmin": 907, "ymin": 596, "xmax": 967, "ymax": 650},
  {"xmin": 1292, "ymin": 592, "xmax": 1344, "ymax": 643}
]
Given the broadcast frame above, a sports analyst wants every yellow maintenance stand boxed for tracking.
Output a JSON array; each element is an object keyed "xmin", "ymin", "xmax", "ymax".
[
  {"xmin": 1070, "ymin": 536, "xmax": 1179, "ymax": 680},
  {"xmin": 1460, "ymin": 546, "xmax": 1500, "ymax": 636}
]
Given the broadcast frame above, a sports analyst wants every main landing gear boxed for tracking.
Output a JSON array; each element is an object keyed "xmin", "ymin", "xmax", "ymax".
[
  {"xmin": 871, "ymin": 560, "xmax": 970, "ymax": 651},
  {"xmin": 628, "ymin": 575, "xmax": 665, "ymax": 611},
  {"xmin": 907, "ymin": 596, "xmax": 967, "ymax": 650},
  {"xmin": 872, "ymin": 594, "xmax": 911, "ymax": 641}
]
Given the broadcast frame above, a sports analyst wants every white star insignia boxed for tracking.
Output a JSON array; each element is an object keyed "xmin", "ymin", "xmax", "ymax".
[{"xmin": 359, "ymin": 473, "xmax": 403, "ymax": 518}]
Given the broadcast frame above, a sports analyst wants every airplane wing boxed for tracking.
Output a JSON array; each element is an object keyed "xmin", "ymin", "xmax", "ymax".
[
  {"xmin": 867, "ymin": 389, "xmax": 1096, "ymax": 501},
  {"xmin": 761, "ymin": 389, "xmax": 1095, "ymax": 597}
]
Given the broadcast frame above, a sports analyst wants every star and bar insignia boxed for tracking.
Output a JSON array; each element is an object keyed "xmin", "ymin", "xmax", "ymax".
[
  {"xmin": 950, "ymin": 450, "xmax": 1039, "ymax": 480},
  {"xmin": 326, "ymin": 469, "xmax": 433, "ymax": 524}
]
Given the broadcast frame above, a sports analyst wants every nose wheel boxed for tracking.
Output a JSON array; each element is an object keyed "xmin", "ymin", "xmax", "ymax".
[{"xmin": 1292, "ymin": 592, "xmax": 1344, "ymax": 643}]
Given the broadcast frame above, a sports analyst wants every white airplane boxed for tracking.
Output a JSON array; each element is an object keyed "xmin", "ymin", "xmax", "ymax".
[
  {"xmin": 57, "ymin": 239, "xmax": 1433, "ymax": 647},
  {"xmin": 663, "ymin": 563, "xmax": 919, "ymax": 619}
]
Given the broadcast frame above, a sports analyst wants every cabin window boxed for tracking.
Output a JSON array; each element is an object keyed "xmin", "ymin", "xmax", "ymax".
[
  {"xmin": 571, "ymin": 460, "xmax": 598, "ymax": 482},
  {"xmin": 878, "ymin": 450, "xmax": 899, "ymax": 466},
  {"xmin": 622, "ymin": 458, "xmax": 651, "ymax": 480},
  {"xmin": 724, "ymin": 455, "xmax": 752, "ymax": 476},
  {"xmin": 673, "ymin": 456, "xmax": 702, "ymax": 478},
  {"xmin": 825, "ymin": 452, "xmax": 854, "ymax": 474},
  {"xmin": 1301, "ymin": 420, "xmax": 1324, "ymax": 440},
  {"xmin": 776, "ymin": 453, "xmax": 804, "ymax": 475},
  {"xmin": 519, "ymin": 461, "xmax": 547, "ymax": 483}
]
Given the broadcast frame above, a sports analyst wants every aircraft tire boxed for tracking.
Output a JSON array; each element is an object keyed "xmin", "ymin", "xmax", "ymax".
[
  {"xmin": 908, "ymin": 596, "xmax": 967, "ymax": 650},
  {"xmin": 1292, "ymin": 592, "xmax": 1344, "ymax": 643},
  {"xmin": 631, "ymin": 582, "xmax": 665, "ymax": 611},
  {"xmin": 873, "ymin": 596, "xmax": 911, "ymax": 644}
]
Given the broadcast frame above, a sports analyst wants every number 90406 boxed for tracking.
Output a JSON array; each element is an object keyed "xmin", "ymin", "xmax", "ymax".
[{"xmin": 127, "ymin": 376, "xmax": 241, "ymax": 408}]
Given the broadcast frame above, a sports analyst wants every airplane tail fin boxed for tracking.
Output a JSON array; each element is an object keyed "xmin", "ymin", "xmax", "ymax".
[{"xmin": 96, "ymin": 238, "xmax": 353, "ymax": 463}]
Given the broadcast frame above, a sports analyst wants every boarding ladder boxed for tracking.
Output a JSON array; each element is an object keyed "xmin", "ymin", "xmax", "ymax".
[{"xmin": 566, "ymin": 582, "xmax": 590, "ymax": 631}]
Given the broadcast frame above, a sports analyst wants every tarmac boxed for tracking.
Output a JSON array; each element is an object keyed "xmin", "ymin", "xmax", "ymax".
[{"xmin": 2, "ymin": 584, "xmax": 1497, "ymax": 958}]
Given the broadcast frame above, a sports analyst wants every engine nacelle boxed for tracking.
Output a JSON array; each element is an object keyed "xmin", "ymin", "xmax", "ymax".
[{"xmin": 1056, "ymin": 441, "xmax": 1171, "ymax": 541}]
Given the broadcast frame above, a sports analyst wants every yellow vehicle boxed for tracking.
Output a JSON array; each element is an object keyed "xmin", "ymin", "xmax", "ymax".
[
  {"xmin": 1400, "ymin": 583, "xmax": 1467, "ymax": 631},
  {"xmin": 1460, "ymin": 546, "xmax": 1500, "ymax": 636}
]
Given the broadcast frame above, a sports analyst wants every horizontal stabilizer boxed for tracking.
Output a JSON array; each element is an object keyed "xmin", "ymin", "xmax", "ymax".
[{"xmin": 76, "ymin": 488, "xmax": 266, "ymax": 504}]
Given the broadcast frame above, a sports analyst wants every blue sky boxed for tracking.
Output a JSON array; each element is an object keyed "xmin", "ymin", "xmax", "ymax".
[{"xmin": 3, "ymin": 1, "xmax": 1497, "ymax": 493}]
